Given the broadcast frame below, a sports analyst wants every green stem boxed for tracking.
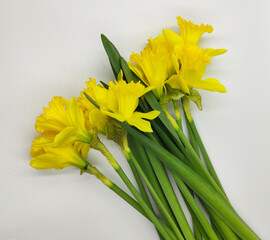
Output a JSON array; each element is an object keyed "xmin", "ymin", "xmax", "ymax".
[
  {"xmin": 169, "ymin": 115, "xmax": 227, "ymax": 200},
  {"xmin": 127, "ymin": 149, "xmax": 184, "ymax": 240},
  {"xmin": 185, "ymin": 113, "xmax": 199, "ymax": 156},
  {"xmin": 145, "ymin": 148, "xmax": 195, "ymax": 240},
  {"xmin": 124, "ymin": 149, "xmax": 165, "ymax": 240},
  {"xmin": 173, "ymin": 100, "xmax": 182, "ymax": 130},
  {"xmin": 116, "ymin": 167, "xmax": 176, "ymax": 240},
  {"xmin": 159, "ymin": 102, "xmax": 227, "ymax": 200},
  {"xmin": 110, "ymin": 183, "xmax": 148, "ymax": 218},
  {"xmin": 172, "ymin": 174, "xmax": 219, "ymax": 240},
  {"xmin": 92, "ymin": 139, "xmax": 175, "ymax": 240},
  {"xmin": 212, "ymin": 221, "xmax": 225, "ymax": 240},
  {"xmin": 185, "ymin": 115, "xmax": 238, "ymax": 239},
  {"xmin": 125, "ymin": 151, "xmax": 153, "ymax": 209},
  {"xmin": 189, "ymin": 119, "xmax": 227, "ymax": 196},
  {"xmin": 128, "ymin": 135, "xmax": 176, "ymax": 228},
  {"xmin": 116, "ymin": 120, "xmax": 260, "ymax": 240},
  {"xmin": 84, "ymin": 164, "xmax": 147, "ymax": 218},
  {"xmin": 207, "ymin": 208, "xmax": 239, "ymax": 240}
]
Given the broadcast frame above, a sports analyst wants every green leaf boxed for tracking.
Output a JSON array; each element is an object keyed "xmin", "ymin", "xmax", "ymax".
[
  {"xmin": 84, "ymin": 92, "xmax": 100, "ymax": 109},
  {"xmin": 113, "ymin": 119, "xmax": 260, "ymax": 240},
  {"xmin": 101, "ymin": 34, "xmax": 121, "ymax": 78},
  {"xmin": 120, "ymin": 57, "xmax": 135, "ymax": 83},
  {"xmin": 100, "ymin": 81, "xmax": 109, "ymax": 89}
]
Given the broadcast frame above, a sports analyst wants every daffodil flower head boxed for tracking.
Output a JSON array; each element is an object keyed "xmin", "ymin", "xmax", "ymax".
[
  {"xmin": 30, "ymin": 142, "xmax": 88, "ymax": 170},
  {"xmin": 35, "ymin": 96, "xmax": 70, "ymax": 137},
  {"xmin": 78, "ymin": 78, "xmax": 118, "ymax": 136},
  {"xmin": 163, "ymin": 17, "xmax": 213, "ymax": 49},
  {"xmin": 35, "ymin": 96, "xmax": 93, "ymax": 148},
  {"xmin": 177, "ymin": 16, "xmax": 213, "ymax": 46},
  {"xmin": 167, "ymin": 45, "xmax": 226, "ymax": 94},
  {"xmin": 129, "ymin": 34, "xmax": 174, "ymax": 99},
  {"xmin": 96, "ymin": 79, "xmax": 160, "ymax": 132},
  {"xmin": 53, "ymin": 97, "xmax": 93, "ymax": 147}
]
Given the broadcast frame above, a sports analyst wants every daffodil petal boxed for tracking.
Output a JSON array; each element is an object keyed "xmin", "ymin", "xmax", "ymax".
[
  {"xmin": 53, "ymin": 126, "xmax": 78, "ymax": 147},
  {"xmin": 206, "ymin": 48, "xmax": 227, "ymax": 57},
  {"xmin": 67, "ymin": 97, "xmax": 85, "ymax": 127},
  {"xmin": 133, "ymin": 111, "xmax": 160, "ymax": 120},
  {"xmin": 126, "ymin": 111, "xmax": 159, "ymax": 132},
  {"xmin": 128, "ymin": 62, "xmax": 148, "ymax": 84},
  {"xmin": 140, "ymin": 85, "xmax": 156, "ymax": 96},
  {"xmin": 167, "ymin": 74, "xmax": 182, "ymax": 89},
  {"xmin": 167, "ymin": 74, "xmax": 190, "ymax": 94},
  {"xmin": 163, "ymin": 29, "xmax": 184, "ymax": 47},
  {"xmin": 30, "ymin": 153, "xmax": 69, "ymax": 169},
  {"xmin": 30, "ymin": 145, "xmax": 87, "ymax": 170},
  {"xmin": 127, "ymin": 116, "xmax": 152, "ymax": 132},
  {"xmin": 101, "ymin": 109, "xmax": 126, "ymax": 122},
  {"xmin": 192, "ymin": 78, "xmax": 227, "ymax": 93}
]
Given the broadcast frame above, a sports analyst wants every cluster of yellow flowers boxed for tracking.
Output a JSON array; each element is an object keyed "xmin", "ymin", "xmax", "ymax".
[
  {"xmin": 129, "ymin": 16, "xmax": 227, "ymax": 100},
  {"xmin": 29, "ymin": 17, "xmax": 261, "ymax": 240},
  {"xmin": 30, "ymin": 17, "xmax": 226, "ymax": 171},
  {"xmin": 30, "ymin": 74, "xmax": 159, "ymax": 170}
]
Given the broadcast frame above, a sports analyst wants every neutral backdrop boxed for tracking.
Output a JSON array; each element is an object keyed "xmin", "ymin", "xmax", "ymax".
[{"xmin": 0, "ymin": 0, "xmax": 269, "ymax": 239}]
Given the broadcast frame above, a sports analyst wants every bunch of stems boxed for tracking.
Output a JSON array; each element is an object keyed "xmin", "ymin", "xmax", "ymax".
[{"xmin": 83, "ymin": 35, "xmax": 260, "ymax": 240}]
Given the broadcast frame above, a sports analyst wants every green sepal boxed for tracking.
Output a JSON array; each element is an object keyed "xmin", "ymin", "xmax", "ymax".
[
  {"xmin": 166, "ymin": 85, "xmax": 185, "ymax": 100},
  {"xmin": 187, "ymin": 89, "xmax": 202, "ymax": 110}
]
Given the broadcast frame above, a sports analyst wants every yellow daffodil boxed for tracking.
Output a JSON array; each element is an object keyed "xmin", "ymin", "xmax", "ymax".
[
  {"xmin": 35, "ymin": 96, "xmax": 70, "ymax": 137},
  {"xmin": 129, "ymin": 35, "xmax": 174, "ymax": 99},
  {"xmin": 53, "ymin": 97, "xmax": 93, "ymax": 147},
  {"xmin": 35, "ymin": 96, "xmax": 93, "ymax": 148},
  {"xmin": 87, "ymin": 77, "xmax": 160, "ymax": 132},
  {"xmin": 30, "ymin": 136, "xmax": 53, "ymax": 157},
  {"xmin": 30, "ymin": 142, "xmax": 87, "ymax": 170},
  {"xmin": 163, "ymin": 16, "xmax": 212, "ymax": 47},
  {"xmin": 167, "ymin": 46, "xmax": 226, "ymax": 94},
  {"xmin": 162, "ymin": 17, "xmax": 226, "ymax": 56},
  {"xmin": 77, "ymin": 78, "xmax": 112, "ymax": 135},
  {"xmin": 167, "ymin": 45, "xmax": 226, "ymax": 93}
]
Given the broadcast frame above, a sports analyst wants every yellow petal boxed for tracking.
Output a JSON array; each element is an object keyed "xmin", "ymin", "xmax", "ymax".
[
  {"xmin": 127, "ymin": 116, "xmax": 152, "ymax": 132},
  {"xmin": 163, "ymin": 29, "xmax": 184, "ymax": 47},
  {"xmin": 206, "ymin": 48, "xmax": 227, "ymax": 57},
  {"xmin": 53, "ymin": 126, "xmax": 78, "ymax": 147},
  {"xmin": 132, "ymin": 111, "xmax": 160, "ymax": 120},
  {"xmin": 128, "ymin": 62, "xmax": 148, "ymax": 84},
  {"xmin": 126, "ymin": 111, "xmax": 160, "ymax": 132},
  {"xmin": 30, "ymin": 145, "xmax": 87, "ymax": 170},
  {"xmin": 35, "ymin": 97, "xmax": 70, "ymax": 134},
  {"xmin": 66, "ymin": 97, "xmax": 85, "ymax": 127},
  {"xmin": 30, "ymin": 154, "xmax": 67, "ymax": 169},
  {"xmin": 166, "ymin": 74, "xmax": 190, "ymax": 94},
  {"xmin": 101, "ymin": 109, "xmax": 126, "ymax": 122},
  {"xmin": 192, "ymin": 78, "xmax": 227, "ymax": 93},
  {"xmin": 30, "ymin": 136, "xmax": 53, "ymax": 157},
  {"xmin": 89, "ymin": 108, "xmax": 108, "ymax": 134}
]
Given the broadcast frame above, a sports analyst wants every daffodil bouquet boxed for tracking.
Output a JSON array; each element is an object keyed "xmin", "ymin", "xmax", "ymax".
[{"xmin": 30, "ymin": 17, "xmax": 260, "ymax": 240}]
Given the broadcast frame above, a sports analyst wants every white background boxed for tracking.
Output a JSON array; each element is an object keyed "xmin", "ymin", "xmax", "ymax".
[{"xmin": 0, "ymin": 0, "xmax": 270, "ymax": 239}]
